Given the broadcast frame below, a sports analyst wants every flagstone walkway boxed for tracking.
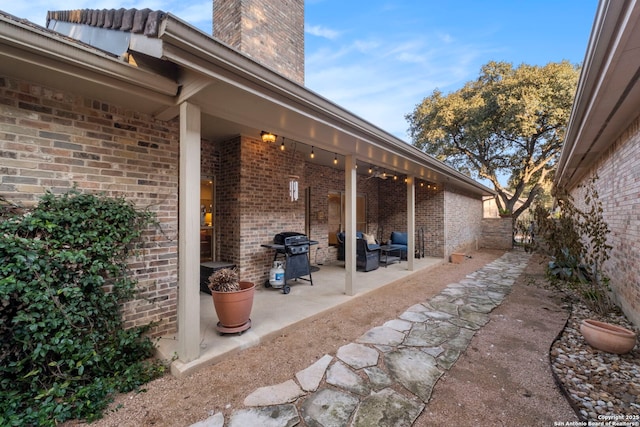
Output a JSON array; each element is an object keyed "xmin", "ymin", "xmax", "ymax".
[{"xmin": 191, "ymin": 251, "xmax": 531, "ymax": 427}]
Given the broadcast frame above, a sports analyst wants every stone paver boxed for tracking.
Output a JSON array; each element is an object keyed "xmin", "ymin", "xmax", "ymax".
[
  {"xmin": 295, "ymin": 354, "xmax": 333, "ymax": 392},
  {"xmin": 190, "ymin": 251, "xmax": 531, "ymax": 426},
  {"xmin": 336, "ymin": 343, "xmax": 379, "ymax": 369},
  {"xmin": 243, "ymin": 379, "xmax": 305, "ymax": 406}
]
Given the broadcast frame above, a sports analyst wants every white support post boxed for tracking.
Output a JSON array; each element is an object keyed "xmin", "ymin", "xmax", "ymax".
[
  {"xmin": 344, "ymin": 155, "xmax": 357, "ymax": 296},
  {"xmin": 407, "ymin": 175, "xmax": 416, "ymax": 271},
  {"xmin": 178, "ymin": 102, "xmax": 201, "ymax": 362}
]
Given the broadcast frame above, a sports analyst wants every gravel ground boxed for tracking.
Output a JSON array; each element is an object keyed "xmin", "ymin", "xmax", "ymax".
[
  {"xmin": 63, "ymin": 250, "xmax": 639, "ymax": 426},
  {"xmin": 550, "ymin": 298, "xmax": 640, "ymax": 422}
]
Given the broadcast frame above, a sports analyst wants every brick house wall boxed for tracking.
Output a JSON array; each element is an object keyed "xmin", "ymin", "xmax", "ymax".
[
  {"xmin": 304, "ymin": 162, "xmax": 381, "ymax": 262},
  {"xmin": 570, "ymin": 115, "xmax": 640, "ymax": 326},
  {"xmin": 379, "ymin": 179, "xmax": 476, "ymax": 258},
  {"xmin": 239, "ymin": 136, "xmax": 306, "ymax": 281},
  {"xmin": 443, "ymin": 185, "xmax": 483, "ymax": 255},
  {"xmin": 0, "ymin": 75, "xmax": 180, "ymax": 337},
  {"xmin": 213, "ymin": 0, "xmax": 305, "ymax": 85},
  {"xmin": 480, "ymin": 218, "xmax": 513, "ymax": 250},
  {"xmin": 417, "ymin": 184, "xmax": 445, "ymax": 258}
]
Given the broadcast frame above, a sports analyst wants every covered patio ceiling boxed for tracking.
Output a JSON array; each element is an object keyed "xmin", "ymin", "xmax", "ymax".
[{"xmin": 152, "ymin": 16, "xmax": 492, "ymax": 195}]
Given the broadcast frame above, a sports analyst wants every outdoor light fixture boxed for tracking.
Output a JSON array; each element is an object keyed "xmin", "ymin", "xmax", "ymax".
[
  {"xmin": 333, "ymin": 153, "xmax": 338, "ymax": 165},
  {"xmin": 280, "ymin": 137, "xmax": 285, "ymax": 151},
  {"xmin": 310, "ymin": 146, "xmax": 315, "ymax": 159},
  {"xmin": 260, "ymin": 131, "xmax": 277, "ymax": 143},
  {"xmin": 369, "ymin": 165, "xmax": 373, "ymax": 174}
]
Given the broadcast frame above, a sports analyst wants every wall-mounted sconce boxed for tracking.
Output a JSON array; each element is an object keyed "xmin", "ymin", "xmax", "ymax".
[
  {"xmin": 368, "ymin": 165, "xmax": 373, "ymax": 174},
  {"xmin": 280, "ymin": 137, "xmax": 285, "ymax": 151},
  {"xmin": 310, "ymin": 146, "xmax": 315, "ymax": 159},
  {"xmin": 289, "ymin": 175, "xmax": 299, "ymax": 201},
  {"xmin": 260, "ymin": 131, "xmax": 277, "ymax": 143},
  {"xmin": 333, "ymin": 153, "xmax": 338, "ymax": 165}
]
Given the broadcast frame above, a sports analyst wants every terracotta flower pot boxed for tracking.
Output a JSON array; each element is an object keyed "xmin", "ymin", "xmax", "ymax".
[
  {"xmin": 580, "ymin": 319, "xmax": 637, "ymax": 354},
  {"xmin": 211, "ymin": 281, "xmax": 255, "ymax": 333}
]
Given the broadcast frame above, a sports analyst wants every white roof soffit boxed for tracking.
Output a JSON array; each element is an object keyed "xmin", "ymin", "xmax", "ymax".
[
  {"xmin": 556, "ymin": 0, "xmax": 640, "ymax": 189},
  {"xmin": 0, "ymin": 13, "xmax": 178, "ymax": 111},
  {"xmin": 154, "ymin": 15, "xmax": 493, "ymax": 196}
]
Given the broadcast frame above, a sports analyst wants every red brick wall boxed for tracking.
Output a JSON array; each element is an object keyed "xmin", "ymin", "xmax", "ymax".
[
  {"xmin": 213, "ymin": 0, "xmax": 305, "ymax": 84},
  {"xmin": 417, "ymin": 183, "xmax": 445, "ymax": 257},
  {"xmin": 304, "ymin": 162, "xmax": 381, "ymax": 262},
  {"xmin": 0, "ymin": 75, "xmax": 179, "ymax": 337},
  {"xmin": 378, "ymin": 178, "xmax": 446, "ymax": 257},
  {"xmin": 570, "ymin": 115, "xmax": 640, "ymax": 326},
  {"xmin": 239, "ymin": 136, "xmax": 306, "ymax": 281},
  {"xmin": 377, "ymin": 179, "xmax": 483, "ymax": 257},
  {"xmin": 480, "ymin": 218, "xmax": 513, "ymax": 250}
]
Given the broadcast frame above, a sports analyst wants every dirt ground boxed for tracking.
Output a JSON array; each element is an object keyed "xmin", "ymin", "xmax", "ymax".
[{"xmin": 75, "ymin": 249, "xmax": 577, "ymax": 426}]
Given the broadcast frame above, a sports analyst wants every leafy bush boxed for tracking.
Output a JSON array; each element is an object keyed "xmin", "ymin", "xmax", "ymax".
[
  {"xmin": 531, "ymin": 175, "xmax": 613, "ymax": 314},
  {"xmin": 0, "ymin": 190, "xmax": 166, "ymax": 425}
]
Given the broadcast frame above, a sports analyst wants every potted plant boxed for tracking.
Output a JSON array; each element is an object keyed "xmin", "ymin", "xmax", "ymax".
[{"xmin": 208, "ymin": 268, "xmax": 255, "ymax": 334}]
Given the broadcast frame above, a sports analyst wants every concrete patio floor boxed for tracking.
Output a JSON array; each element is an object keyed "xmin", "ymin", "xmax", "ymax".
[{"xmin": 157, "ymin": 256, "xmax": 444, "ymax": 377}]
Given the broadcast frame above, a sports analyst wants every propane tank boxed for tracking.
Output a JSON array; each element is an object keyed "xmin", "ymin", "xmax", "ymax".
[{"xmin": 269, "ymin": 261, "xmax": 285, "ymax": 287}]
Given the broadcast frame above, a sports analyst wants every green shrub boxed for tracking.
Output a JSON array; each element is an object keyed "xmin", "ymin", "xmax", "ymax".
[
  {"xmin": 531, "ymin": 175, "xmax": 613, "ymax": 315},
  {"xmin": 0, "ymin": 190, "xmax": 166, "ymax": 425}
]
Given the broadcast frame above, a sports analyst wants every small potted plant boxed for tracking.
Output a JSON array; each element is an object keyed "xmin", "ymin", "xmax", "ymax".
[{"xmin": 208, "ymin": 268, "xmax": 255, "ymax": 334}]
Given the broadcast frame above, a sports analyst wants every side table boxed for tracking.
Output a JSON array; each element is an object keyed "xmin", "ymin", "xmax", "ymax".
[{"xmin": 379, "ymin": 245, "xmax": 401, "ymax": 267}]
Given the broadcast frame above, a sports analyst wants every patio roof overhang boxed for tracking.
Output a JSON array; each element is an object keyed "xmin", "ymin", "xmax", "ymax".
[
  {"xmin": 0, "ymin": 12, "xmax": 179, "ymax": 113},
  {"xmin": 151, "ymin": 15, "xmax": 493, "ymax": 196},
  {"xmin": 556, "ymin": 0, "xmax": 640, "ymax": 190}
]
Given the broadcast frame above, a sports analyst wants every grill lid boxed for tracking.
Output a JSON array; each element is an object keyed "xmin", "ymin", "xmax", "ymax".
[{"xmin": 274, "ymin": 231, "xmax": 306, "ymax": 245}]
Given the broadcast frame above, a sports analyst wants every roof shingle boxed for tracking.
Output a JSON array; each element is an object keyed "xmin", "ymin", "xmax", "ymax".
[{"xmin": 46, "ymin": 8, "xmax": 166, "ymax": 37}]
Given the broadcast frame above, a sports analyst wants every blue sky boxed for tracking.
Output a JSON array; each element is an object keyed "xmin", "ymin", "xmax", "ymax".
[{"xmin": 3, "ymin": 0, "xmax": 598, "ymax": 140}]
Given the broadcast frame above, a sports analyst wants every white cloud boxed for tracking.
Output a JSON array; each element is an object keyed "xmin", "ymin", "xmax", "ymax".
[
  {"xmin": 306, "ymin": 24, "xmax": 341, "ymax": 40},
  {"xmin": 305, "ymin": 31, "xmax": 493, "ymax": 140}
]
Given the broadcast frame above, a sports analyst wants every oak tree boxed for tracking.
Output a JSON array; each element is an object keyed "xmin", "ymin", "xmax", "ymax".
[{"xmin": 407, "ymin": 61, "xmax": 580, "ymax": 218}]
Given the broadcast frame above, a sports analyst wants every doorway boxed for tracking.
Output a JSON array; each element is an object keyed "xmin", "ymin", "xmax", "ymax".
[
  {"xmin": 200, "ymin": 178, "xmax": 215, "ymax": 262},
  {"xmin": 327, "ymin": 191, "xmax": 366, "ymax": 245}
]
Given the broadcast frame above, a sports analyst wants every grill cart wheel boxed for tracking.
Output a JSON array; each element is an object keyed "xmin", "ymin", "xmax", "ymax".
[{"xmin": 282, "ymin": 285, "xmax": 291, "ymax": 294}]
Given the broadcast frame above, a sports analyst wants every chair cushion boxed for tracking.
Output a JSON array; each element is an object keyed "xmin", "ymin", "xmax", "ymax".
[{"xmin": 390, "ymin": 231, "xmax": 408, "ymax": 245}]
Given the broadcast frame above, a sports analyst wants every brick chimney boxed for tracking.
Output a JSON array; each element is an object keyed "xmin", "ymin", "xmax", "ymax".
[{"xmin": 213, "ymin": 0, "xmax": 304, "ymax": 85}]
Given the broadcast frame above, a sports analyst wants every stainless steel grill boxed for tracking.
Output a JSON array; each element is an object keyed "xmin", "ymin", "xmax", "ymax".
[{"xmin": 262, "ymin": 232, "xmax": 315, "ymax": 294}]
